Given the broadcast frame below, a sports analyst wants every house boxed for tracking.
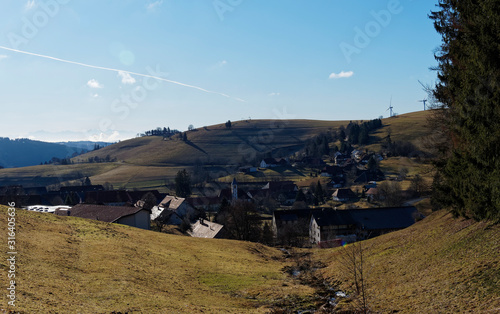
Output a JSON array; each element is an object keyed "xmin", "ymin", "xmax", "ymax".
[
  {"xmin": 260, "ymin": 158, "xmax": 288, "ymax": 168},
  {"xmin": 85, "ymin": 190, "xmax": 162, "ymax": 207},
  {"xmin": 238, "ymin": 166, "xmax": 258, "ymax": 173},
  {"xmin": 309, "ymin": 206, "xmax": 419, "ymax": 247},
  {"xmin": 332, "ymin": 188, "xmax": 357, "ymax": 202},
  {"xmin": 365, "ymin": 187, "xmax": 379, "ymax": 202},
  {"xmin": 310, "ymin": 209, "xmax": 357, "ymax": 246},
  {"xmin": 354, "ymin": 169, "xmax": 385, "ymax": 183},
  {"xmin": 249, "ymin": 181, "xmax": 298, "ymax": 206},
  {"xmin": 349, "ymin": 206, "xmax": 418, "ymax": 239},
  {"xmin": 272, "ymin": 209, "xmax": 312, "ymax": 245},
  {"xmin": 188, "ymin": 218, "xmax": 226, "ymax": 239},
  {"xmin": 59, "ymin": 204, "xmax": 151, "ymax": 230},
  {"xmin": 320, "ymin": 165, "xmax": 344, "ymax": 177},
  {"xmin": 152, "ymin": 195, "xmax": 197, "ymax": 225},
  {"xmin": 334, "ymin": 154, "xmax": 350, "ymax": 165}
]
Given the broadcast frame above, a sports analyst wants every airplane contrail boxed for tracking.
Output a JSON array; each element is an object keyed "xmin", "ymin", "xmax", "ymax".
[{"xmin": 0, "ymin": 45, "xmax": 239, "ymax": 100}]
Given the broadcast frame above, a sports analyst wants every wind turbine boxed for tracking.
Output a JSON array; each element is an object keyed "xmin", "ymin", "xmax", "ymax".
[
  {"xmin": 418, "ymin": 99, "xmax": 427, "ymax": 110},
  {"xmin": 386, "ymin": 96, "xmax": 394, "ymax": 117}
]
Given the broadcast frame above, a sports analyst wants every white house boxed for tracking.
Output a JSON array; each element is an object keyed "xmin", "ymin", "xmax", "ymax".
[{"xmin": 153, "ymin": 195, "xmax": 196, "ymax": 225}]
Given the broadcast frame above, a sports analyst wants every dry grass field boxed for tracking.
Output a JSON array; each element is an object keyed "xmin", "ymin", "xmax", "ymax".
[
  {"xmin": 0, "ymin": 205, "xmax": 315, "ymax": 313},
  {"xmin": 314, "ymin": 210, "xmax": 500, "ymax": 313}
]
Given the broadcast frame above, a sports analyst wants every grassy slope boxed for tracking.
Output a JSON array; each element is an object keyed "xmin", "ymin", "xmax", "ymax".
[
  {"xmin": 365, "ymin": 110, "xmax": 431, "ymax": 152},
  {"xmin": 314, "ymin": 210, "xmax": 500, "ymax": 313},
  {"xmin": 0, "ymin": 206, "xmax": 314, "ymax": 313},
  {"xmin": 0, "ymin": 111, "xmax": 432, "ymax": 188}
]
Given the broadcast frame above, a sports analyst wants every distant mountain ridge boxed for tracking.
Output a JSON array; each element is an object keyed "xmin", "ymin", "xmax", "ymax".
[
  {"xmin": 0, "ymin": 138, "xmax": 111, "ymax": 168},
  {"xmin": 57, "ymin": 141, "xmax": 113, "ymax": 151}
]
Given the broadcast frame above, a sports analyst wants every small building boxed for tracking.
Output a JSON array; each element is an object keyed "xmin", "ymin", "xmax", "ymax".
[
  {"xmin": 332, "ymin": 188, "xmax": 357, "ymax": 202},
  {"xmin": 260, "ymin": 158, "xmax": 288, "ymax": 168},
  {"xmin": 152, "ymin": 195, "xmax": 197, "ymax": 225},
  {"xmin": 188, "ymin": 218, "xmax": 226, "ymax": 239},
  {"xmin": 60, "ymin": 204, "xmax": 151, "ymax": 230},
  {"xmin": 365, "ymin": 187, "xmax": 379, "ymax": 202},
  {"xmin": 349, "ymin": 206, "xmax": 418, "ymax": 239},
  {"xmin": 272, "ymin": 209, "xmax": 312, "ymax": 246},
  {"xmin": 309, "ymin": 206, "xmax": 419, "ymax": 247},
  {"xmin": 310, "ymin": 209, "xmax": 357, "ymax": 246}
]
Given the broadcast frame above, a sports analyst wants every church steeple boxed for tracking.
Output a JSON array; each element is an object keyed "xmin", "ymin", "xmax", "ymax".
[{"xmin": 231, "ymin": 178, "xmax": 238, "ymax": 201}]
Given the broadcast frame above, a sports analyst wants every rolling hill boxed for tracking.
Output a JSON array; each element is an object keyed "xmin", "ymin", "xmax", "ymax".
[
  {"xmin": 0, "ymin": 138, "xmax": 82, "ymax": 168},
  {"xmin": 0, "ymin": 111, "xmax": 433, "ymax": 189}
]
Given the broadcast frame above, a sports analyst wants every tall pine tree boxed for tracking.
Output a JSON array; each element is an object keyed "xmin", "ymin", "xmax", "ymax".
[{"xmin": 430, "ymin": 0, "xmax": 500, "ymax": 221}]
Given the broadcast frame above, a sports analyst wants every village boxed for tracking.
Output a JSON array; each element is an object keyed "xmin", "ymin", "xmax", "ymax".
[{"xmin": 0, "ymin": 147, "xmax": 423, "ymax": 248}]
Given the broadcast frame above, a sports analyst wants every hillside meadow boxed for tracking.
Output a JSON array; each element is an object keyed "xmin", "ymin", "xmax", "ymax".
[
  {"xmin": 314, "ymin": 210, "xmax": 500, "ymax": 313},
  {"xmin": 0, "ymin": 205, "xmax": 315, "ymax": 313}
]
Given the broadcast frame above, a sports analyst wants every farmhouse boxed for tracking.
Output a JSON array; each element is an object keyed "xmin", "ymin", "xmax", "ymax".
[
  {"xmin": 332, "ymin": 188, "xmax": 357, "ymax": 202},
  {"xmin": 59, "ymin": 204, "xmax": 151, "ymax": 230},
  {"xmin": 310, "ymin": 209, "xmax": 357, "ymax": 247},
  {"xmin": 309, "ymin": 206, "xmax": 419, "ymax": 247},
  {"xmin": 272, "ymin": 208, "xmax": 313, "ymax": 245},
  {"xmin": 259, "ymin": 158, "xmax": 288, "ymax": 168},
  {"xmin": 152, "ymin": 195, "xmax": 197, "ymax": 225},
  {"xmin": 349, "ymin": 206, "xmax": 418, "ymax": 239},
  {"xmin": 188, "ymin": 218, "xmax": 227, "ymax": 239}
]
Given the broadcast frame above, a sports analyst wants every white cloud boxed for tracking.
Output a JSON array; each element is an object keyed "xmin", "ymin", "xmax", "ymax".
[
  {"xmin": 329, "ymin": 71, "xmax": 354, "ymax": 79},
  {"xmin": 87, "ymin": 79, "xmax": 103, "ymax": 89},
  {"xmin": 24, "ymin": 0, "xmax": 36, "ymax": 10},
  {"xmin": 92, "ymin": 93, "xmax": 99, "ymax": 98},
  {"xmin": 89, "ymin": 131, "xmax": 120, "ymax": 142},
  {"xmin": 147, "ymin": 0, "xmax": 163, "ymax": 11},
  {"xmin": 269, "ymin": 92, "xmax": 280, "ymax": 97},
  {"xmin": 209, "ymin": 60, "xmax": 228, "ymax": 71},
  {"xmin": 118, "ymin": 71, "xmax": 136, "ymax": 85},
  {"xmin": 0, "ymin": 55, "xmax": 8, "ymax": 61}
]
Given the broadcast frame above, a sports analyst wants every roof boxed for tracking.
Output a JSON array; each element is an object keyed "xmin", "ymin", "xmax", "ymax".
[
  {"xmin": 67, "ymin": 204, "xmax": 146, "ymax": 223},
  {"xmin": 273, "ymin": 209, "xmax": 311, "ymax": 222},
  {"xmin": 311, "ymin": 209, "xmax": 357, "ymax": 227},
  {"xmin": 60, "ymin": 185, "xmax": 104, "ymax": 193},
  {"xmin": 261, "ymin": 181, "xmax": 296, "ymax": 192},
  {"xmin": 160, "ymin": 195, "xmax": 187, "ymax": 210},
  {"xmin": 188, "ymin": 219, "xmax": 224, "ymax": 238},
  {"xmin": 85, "ymin": 190, "xmax": 161, "ymax": 205},
  {"xmin": 332, "ymin": 188, "xmax": 356, "ymax": 199},
  {"xmin": 349, "ymin": 206, "xmax": 417, "ymax": 230}
]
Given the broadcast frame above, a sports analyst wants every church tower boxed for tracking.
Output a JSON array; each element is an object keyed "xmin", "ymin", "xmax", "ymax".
[{"xmin": 231, "ymin": 178, "xmax": 238, "ymax": 201}]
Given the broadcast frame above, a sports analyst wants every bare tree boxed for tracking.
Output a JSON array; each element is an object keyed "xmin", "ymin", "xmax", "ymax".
[{"xmin": 342, "ymin": 242, "xmax": 369, "ymax": 313}]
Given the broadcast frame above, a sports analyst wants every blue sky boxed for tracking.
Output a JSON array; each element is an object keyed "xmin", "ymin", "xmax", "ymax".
[{"xmin": 0, "ymin": 0, "xmax": 441, "ymax": 142}]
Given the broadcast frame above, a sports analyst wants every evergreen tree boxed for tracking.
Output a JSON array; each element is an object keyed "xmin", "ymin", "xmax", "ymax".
[
  {"xmin": 83, "ymin": 176, "xmax": 92, "ymax": 186},
  {"xmin": 315, "ymin": 181, "xmax": 324, "ymax": 204},
  {"xmin": 175, "ymin": 169, "xmax": 191, "ymax": 198},
  {"xmin": 430, "ymin": 0, "xmax": 500, "ymax": 221}
]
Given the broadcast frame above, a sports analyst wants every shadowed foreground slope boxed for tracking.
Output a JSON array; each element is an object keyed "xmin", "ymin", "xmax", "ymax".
[{"xmin": 315, "ymin": 210, "xmax": 500, "ymax": 313}]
